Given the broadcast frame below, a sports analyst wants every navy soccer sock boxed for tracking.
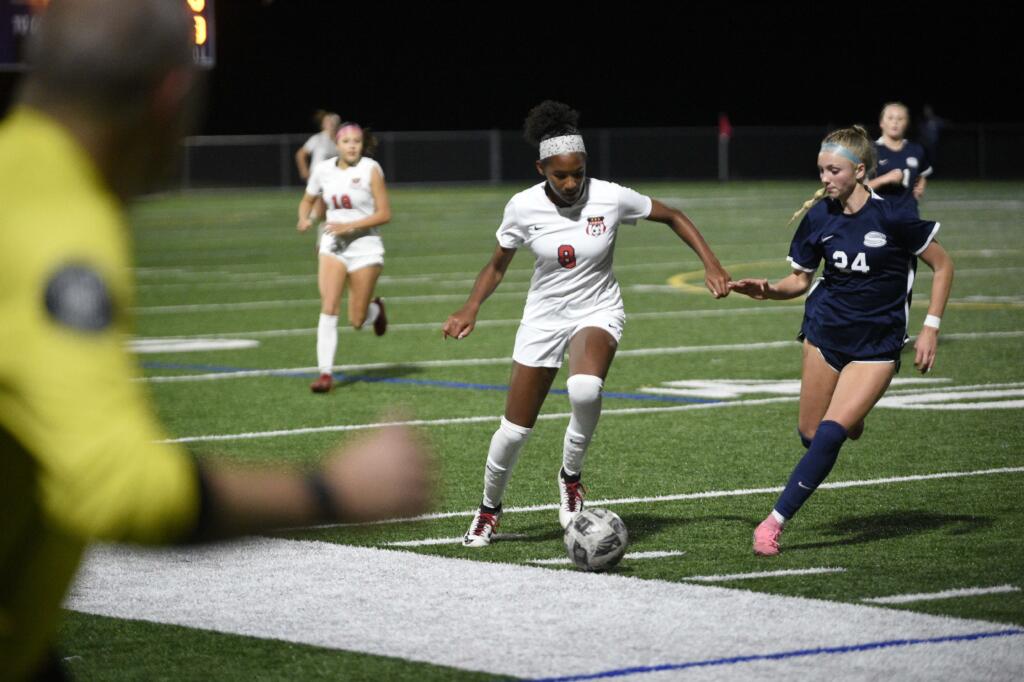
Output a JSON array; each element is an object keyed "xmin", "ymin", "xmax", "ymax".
[
  {"xmin": 798, "ymin": 429, "xmax": 812, "ymax": 449},
  {"xmin": 774, "ymin": 420, "xmax": 848, "ymax": 519}
]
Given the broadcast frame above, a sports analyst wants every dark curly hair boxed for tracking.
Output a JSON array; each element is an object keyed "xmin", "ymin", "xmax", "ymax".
[{"xmin": 523, "ymin": 100, "xmax": 582, "ymax": 147}]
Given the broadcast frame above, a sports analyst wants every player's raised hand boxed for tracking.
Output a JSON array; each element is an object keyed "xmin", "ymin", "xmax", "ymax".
[
  {"xmin": 729, "ymin": 278, "xmax": 771, "ymax": 300},
  {"xmin": 321, "ymin": 423, "xmax": 436, "ymax": 523},
  {"xmin": 914, "ymin": 326, "xmax": 939, "ymax": 373},
  {"xmin": 704, "ymin": 263, "xmax": 731, "ymax": 298},
  {"xmin": 442, "ymin": 306, "xmax": 477, "ymax": 340}
]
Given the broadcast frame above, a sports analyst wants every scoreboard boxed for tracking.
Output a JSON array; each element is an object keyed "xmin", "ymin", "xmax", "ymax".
[{"xmin": 1, "ymin": 0, "xmax": 215, "ymax": 70}]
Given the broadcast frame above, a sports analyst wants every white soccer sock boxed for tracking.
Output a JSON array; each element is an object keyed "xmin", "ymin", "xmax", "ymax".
[
  {"xmin": 316, "ymin": 313, "xmax": 338, "ymax": 374},
  {"xmin": 363, "ymin": 301, "xmax": 380, "ymax": 328},
  {"xmin": 562, "ymin": 374, "xmax": 604, "ymax": 476},
  {"xmin": 482, "ymin": 417, "xmax": 532, "ymax": 508}
]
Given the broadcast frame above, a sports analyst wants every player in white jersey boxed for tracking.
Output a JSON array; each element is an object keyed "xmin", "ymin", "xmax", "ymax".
[
  {"xmin": 297, "ymin": 122, "xmax": 390, "ymax": 393},
  {"xmin": 295, "ymin": 110, "xmax": 340, "ymax": 181},
  {"xmin": 443, "ymin": 101, "xmax": 732, "ymax": 546},
  {"xmin": 295, "ymin": 111, "xmax": 340, "ymax": 223}
]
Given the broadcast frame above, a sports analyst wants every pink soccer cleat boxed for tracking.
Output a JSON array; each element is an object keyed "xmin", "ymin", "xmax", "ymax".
[{"xmin": 753, "ymin": 515, "xmax": 784, "ymax": 556}]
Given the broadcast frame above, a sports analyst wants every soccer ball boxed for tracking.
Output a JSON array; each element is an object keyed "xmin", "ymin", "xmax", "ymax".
[{"xmin": 563, "ymin": 508, "xmax": 629, "ymax": 572}]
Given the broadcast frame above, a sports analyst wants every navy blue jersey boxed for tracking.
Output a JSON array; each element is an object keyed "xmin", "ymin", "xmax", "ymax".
[
  {"xmin": 788, "ymin": 193, "xmax": 940, "ymax": 357},
  {"xmin": 873, "ymin": 138, "xmax": 933, "ymax": 217}
]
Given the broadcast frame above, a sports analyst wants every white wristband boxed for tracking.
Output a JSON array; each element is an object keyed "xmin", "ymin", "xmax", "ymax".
[{"xmin": 924, "ymin": 314, "xmax": 941, "ymax": 330}]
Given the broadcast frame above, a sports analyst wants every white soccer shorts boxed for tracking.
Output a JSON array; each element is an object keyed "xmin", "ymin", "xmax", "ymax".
[
  {"xmin": 319, "ymin": 232, "xmax": 385, "ymax": 272},
  {"xmin": 511, "ymin": 308, "xmax": 625, "ymax": 368}
]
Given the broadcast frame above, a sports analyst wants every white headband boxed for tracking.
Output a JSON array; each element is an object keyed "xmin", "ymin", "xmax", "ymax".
[{"xmin": 539, "ymin": 134, "xmax": 586, "ymax": 160}]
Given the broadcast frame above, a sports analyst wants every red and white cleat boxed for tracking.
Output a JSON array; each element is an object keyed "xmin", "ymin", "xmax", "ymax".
[
  {"xmin": 463, "ymin": 508, "xmax": 501, "ymax": 548},
  {"xmin": 372, "ymin": 297, "xmax": 387, "ymax": 337},
  {"xmin": 558, "ymin": 471, "xmax": 586, "ymax": 529},
  {"xmin": 310, "ymin": 373, "xmax": 333, "ymax": 393}
]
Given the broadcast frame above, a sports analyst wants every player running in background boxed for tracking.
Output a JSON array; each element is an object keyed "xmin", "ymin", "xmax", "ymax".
[
  {"xmin": 868, "ymin": 102, "xmax": 933, "ymax": 217},
  {"xmin": 443, "ymin": 101, "xmax": 731, "ymax": 547},
  {"xmin": 0, "ymin": 3, "xmax": 433, "ymax": 677},
  {"xmin": 295, "ymin": 110, "xmax": 341, "ymax": 182},
  {"xmin": 729, "ymin": 125, "xmax": 954, "ymax": 556},
  {"xmin": 297, "ymin": 122, "xmax": 390, "ymax": 393}
]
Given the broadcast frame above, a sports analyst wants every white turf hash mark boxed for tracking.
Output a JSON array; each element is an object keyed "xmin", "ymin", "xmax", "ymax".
[
  {"xmin": 862, "ymin": 585, "xmax": 1021, "ymax": 605},
  {"xmin": 682, "ymin": 567, "xmax": 847, "ymax": 582},
  {"xmin": 527, "ymin": 550, "xmax": 686, "ymax": 565},
  {"xmin": 306, "ymin": 466, "xmax": 1024, "ymax": 529}
]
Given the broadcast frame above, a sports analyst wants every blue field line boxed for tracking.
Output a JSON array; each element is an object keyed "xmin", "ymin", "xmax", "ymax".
[
  {"xmin": 140, "ymin": 362, "xmax": 719, "ymax": 405},
  {"xmin": 524, "ymin": 628, "xmax": 1024, "ymax": 681}
]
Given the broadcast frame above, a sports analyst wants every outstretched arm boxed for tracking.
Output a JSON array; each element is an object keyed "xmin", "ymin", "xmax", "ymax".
[
  {"xmin": 442, "ymin": 244, "xmax": 516, "ymax": 340},
  {"xmin": 194, "ymin": 423, "xmax": 435, "ymax": 539},
  {"xmin": 729, "ymin": 269, "xmax": 815, "ymax": 300},
  {"xmin": 913, "ymin": 240, "xmax": 954, "ymax": 373},
  {"xmin": 646, "ymin": 199, "xmax": 730, "ymax": 298}
]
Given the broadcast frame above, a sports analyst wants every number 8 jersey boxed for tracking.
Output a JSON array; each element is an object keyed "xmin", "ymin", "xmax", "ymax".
[
  {"xmin": 496, "ymin": 179, "xmax": 652, "ymax": 330},
  {"xmin": 788, "ymin": 191, "xmax": 940, "ymax": 356}
]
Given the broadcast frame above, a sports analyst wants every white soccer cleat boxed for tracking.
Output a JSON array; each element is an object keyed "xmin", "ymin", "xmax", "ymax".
[
  {"xmin": 558, "ymin": 471, "xmax": 586, "ymax": 529},
  {"xmin": 463, "ymin": 508, "xmax": 501, "ymax": 548}
]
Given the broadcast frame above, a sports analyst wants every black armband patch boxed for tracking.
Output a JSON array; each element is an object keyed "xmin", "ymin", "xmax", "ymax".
[
  {"xmin": 44, "ymin": 264, "xmax": 113, "ymax": 332},
  {"xmin": 185, "ymin": 461, "xmax": 216, "ymax": 544},
  {"xmin": 306, "ymin": 471, "xmax": 338, "ymax": 522}
]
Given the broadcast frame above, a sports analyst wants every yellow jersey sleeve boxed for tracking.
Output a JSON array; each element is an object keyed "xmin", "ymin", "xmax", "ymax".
[{"xmin": 0, "ymin": 108, "xmax": 200, "ymax": 545}]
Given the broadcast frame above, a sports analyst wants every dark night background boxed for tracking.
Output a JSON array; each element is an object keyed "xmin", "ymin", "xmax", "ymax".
[{"xmin": 2, "ymin": 2, "xmax": 1022, "ymax": 135}]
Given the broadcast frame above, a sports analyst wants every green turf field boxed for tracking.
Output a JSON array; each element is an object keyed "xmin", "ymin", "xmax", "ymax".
[{"xmin": 59, "ymin": 180, "xmax": 1024, "ymax": 680}]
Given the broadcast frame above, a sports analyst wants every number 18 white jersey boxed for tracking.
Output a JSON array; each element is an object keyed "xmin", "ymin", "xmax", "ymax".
[{"xmin": 496, "ymin": 179, "xmax": 652, "ymax": 330}]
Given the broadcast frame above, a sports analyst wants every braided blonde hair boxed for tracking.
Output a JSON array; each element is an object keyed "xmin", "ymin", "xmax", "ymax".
[{"xmin": 788, "ymin": 125, "xmax": 877, "ymax": 226}]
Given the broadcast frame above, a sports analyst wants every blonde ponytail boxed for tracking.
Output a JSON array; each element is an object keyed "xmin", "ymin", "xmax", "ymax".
[{"xmin": 788, "ymin": 186, "xmax": 827, "ymax": 227}]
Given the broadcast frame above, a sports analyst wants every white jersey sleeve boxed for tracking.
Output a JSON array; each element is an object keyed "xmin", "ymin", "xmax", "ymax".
[
  {"xmin": 305, "ymin": 160, "xmax": 326, "ymax": 196},
  {"xmin": 363, "ymin": 157, "xmax": 385, "ymax": 181},
  {"xmin": 495, "ymin": 197, "xmax": 527, "ymax": 249},
  {"xmin": 616, "ymin": 183, "xmax": 653, "ymax": 225},
  {"xmin": 302, "ymin": 134, "xmax": 319, "ymax": 153}
]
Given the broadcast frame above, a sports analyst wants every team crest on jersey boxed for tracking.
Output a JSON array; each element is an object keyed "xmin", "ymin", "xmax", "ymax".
[
  {"xmin": 864, "ymin": 231, "xmax": 887, "ymax": 248},
  {"xmin": 351, "ymin": 177, "xmax": 362, "ymax": 186},
  {"xmin": 586, "ymin": 216, "xmax": 607, "ymax": 237},
  {"xmin": 907, "ymin": 157, "xmax": 919, "ymax": 169}
]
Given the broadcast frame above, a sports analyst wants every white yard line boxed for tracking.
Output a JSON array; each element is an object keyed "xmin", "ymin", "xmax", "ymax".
[
  {"xmin": 863, "ymin": 585, "xmax": 1021, "ymax": 605},
  {"xmin": 528, "ymin": 550, "xmax": 686, "ymax": 565},
  {"xmin": 67, "ymin": 539, "xmax": 1024, "ymax": 680},
  {"xmin": 133, "ymin": 306, "xmax": 804, "ymax": 342},
  {"xmin": 306, "ymin": 466, "xmax": 1024, "ymax": 529},
  {"xmin": 382, "ymin": 533, "xmax": 527, "ymax": 547},
  {"xmin": 159, "ymin": 396, "xmax": 801, "ymax": 443},
  {"xmin": 683, "ymin": 567, "xmax": 847, "ymax": 582}
]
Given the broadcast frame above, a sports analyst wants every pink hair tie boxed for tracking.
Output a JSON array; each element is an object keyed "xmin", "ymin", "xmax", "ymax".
[{"xmin": 336, "ymin": 123, "xmax": 363, "ymax": 141}]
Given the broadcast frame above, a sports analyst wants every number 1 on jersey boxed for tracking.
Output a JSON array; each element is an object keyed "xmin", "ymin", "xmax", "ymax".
[
  {"xmin": 331, "ymin": 194, "xmax": 352, "ymax": 210},
  {"xmin": 557, "ymin": 244, "xmax": 577, "ymax": 269}
]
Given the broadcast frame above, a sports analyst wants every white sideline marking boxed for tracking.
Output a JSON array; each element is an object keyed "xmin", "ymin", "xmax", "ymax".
[
  {"xmin": 643, "ymin": 377, "xmax": 947, "ymax": 399},
  {"xmin": 141, "ymin": 338, "xmax": 805, "ymax": 385},
  {"xmin": 863, "ymin": 585, "xmax": 1021, "ymax": 605},
  {"xmin": 132, "ymin": 291, "xmax": 528, "ymax": 314},
  {"xmin": 383, "ymin": 533, "xmax": 527, "ymax": 547},
  {"xmin": 528, "ymin": 550, "xmax": 686, "ymax": 565},
  {"xmin": 132, "ymin": 305, "xmax": 804, "ymax": 342},
  {"xmin": 128, "ymin": 338, "xmax": 259, "ymax": 354},
  {"xmin": 312, "ymin": 466, "xmax": 1024, "ymax": 529},
  {"xmin": 159, "ymin": 397, "xmax": 800, "ymax": 443},
  {"xmin": 683, "ymin": 567, "xmax": 847, "ymax": 582},
  {"xmin": 67, "ymin": 539, "xmax": 1023, "ymax": 680}
]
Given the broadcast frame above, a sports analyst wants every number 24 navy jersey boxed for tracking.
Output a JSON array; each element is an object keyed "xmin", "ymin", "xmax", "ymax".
[{"xmin": 788, "ymin": 192, "xmax": 940, "ymax": 357}]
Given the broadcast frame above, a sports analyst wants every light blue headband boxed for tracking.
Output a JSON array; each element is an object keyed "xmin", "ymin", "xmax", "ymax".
[{"xmin": 820, "ymin": 142, "xmax": 862, "ymax": 166}]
